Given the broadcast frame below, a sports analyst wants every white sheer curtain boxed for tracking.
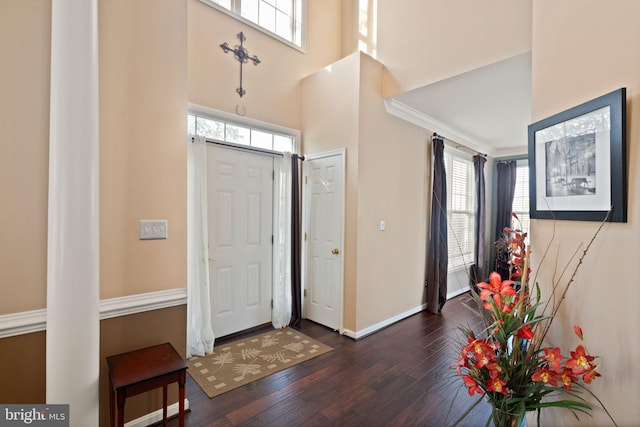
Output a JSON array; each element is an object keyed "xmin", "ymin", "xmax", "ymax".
[
  {"xmin": 272, "ymin": 152, "xmax": 292, "ymax": 328},
  {"xmin": 187, "ymin": 135, "xmax": 215, "ymax": 357}
]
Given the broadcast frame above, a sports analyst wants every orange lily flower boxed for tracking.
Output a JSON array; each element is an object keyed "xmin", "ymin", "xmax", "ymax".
[
  {"xmin": 566, "ymin": 345, "xmax": 595, "ymax": 374},
  {"xmin": 463, "ymin": 375, "xmax": 484, "ymax": 396},
  {"xmin": 516, "ymin": 324, "xmax": 534, "ymax": 340},
  {"xmin": 583, "ymin": 366, "xmax": 602, "ymax": 384},
  {"xmin": 542, "ymin": 347, "xmax": 563, "ymax": 373},
  {"xmin": 485, "ymin": 371, "xmax": 509, "ymax": 395},
  {"xmin": 560, "ymin": 368, "xmax": 578, "ymax": 391},
  {"xmin": 477, "ymin": 272, "xmax": 516, "ymax": 312},
  {"xmin": 532, "ymin": 366, "xmax": 559, "ymax": 386},
  {"xmin": 574, "ymin": 324, "xmax": 584, "ymax": 340}
]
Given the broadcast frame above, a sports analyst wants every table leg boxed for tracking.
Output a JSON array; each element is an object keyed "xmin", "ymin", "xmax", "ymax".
[
  {"xmin": 178, "ymin": 370, "xmax": 186, "ymax": 427},
  {"xmin": 109, "ymin": 376, "xmax": 115, "ymax": 427},
  {"xmin": 116, "ymin": 390, "xmax": 125, "ymax": 427},
  {"xmin": 163, "ymin": 384, "xmax": 168, "ymax": 426}
]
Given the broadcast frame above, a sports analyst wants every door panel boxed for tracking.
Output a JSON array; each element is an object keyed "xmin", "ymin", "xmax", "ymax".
[
  {"xmin": 304, "ymin": 152, "xmax": 344, "ymax": 331},
  {"xmin": 207, "ymin": 145, "xmax": 273, "ymax": 338}
]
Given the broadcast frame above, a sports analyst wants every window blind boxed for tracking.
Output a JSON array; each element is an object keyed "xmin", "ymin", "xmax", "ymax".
[
  {"xmin": 444, "ymin": 153, "xmax": 475, "ymax": 272},
  {"xmin": 512, "ymin": 163, "xmax": 530, "ymax": 234}
]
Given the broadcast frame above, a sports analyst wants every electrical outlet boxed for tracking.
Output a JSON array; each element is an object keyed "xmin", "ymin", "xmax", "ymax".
[
  {"xmin": 379, "ymin": 220, "xmax": 386, "ymax": 231},
  {"xmin": 139, "ymin": 220, "xmax": 168, "ymax": 240}
]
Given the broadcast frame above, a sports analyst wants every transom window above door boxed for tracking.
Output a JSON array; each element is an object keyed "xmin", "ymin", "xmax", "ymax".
[
  {"xmin": 188, "ymin": 112, "xmax": 296, "ymax": 154},
  {"xmin": 199, "ymin": 0, "xmax": 305, "ymax": 50}
]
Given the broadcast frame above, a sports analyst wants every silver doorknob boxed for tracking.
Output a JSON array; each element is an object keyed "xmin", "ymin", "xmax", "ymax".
[{"xmin": 331, "ymin": 248, "xmax": 340, "ymax": 255}]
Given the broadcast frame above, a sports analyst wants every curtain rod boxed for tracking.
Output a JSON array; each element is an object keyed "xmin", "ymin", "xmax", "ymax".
[
  {"xmin": 190, "ymin": 136, "xmax": 305, "ymax": 159},
  {"xmin": 432, "ymin": 133, "xmax": 487, "ymax": 158}
]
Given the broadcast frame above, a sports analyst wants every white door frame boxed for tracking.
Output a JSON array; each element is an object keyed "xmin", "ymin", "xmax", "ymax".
[{"xmin": 301, "ymin": 149, "xmax": 346, "ymax": 333}]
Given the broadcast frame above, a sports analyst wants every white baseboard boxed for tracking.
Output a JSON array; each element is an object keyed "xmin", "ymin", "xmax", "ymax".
[
  {"xmin": 341, "ymin": 288, "xmax": 473, "ymax": 340},
  {"xmin": 446, "ymin": 286, "xmax": 471, "ymax": 300},
  {"xmin": 124, "ymin": 399, "xmax": 190, "ymax": 427},
  {"xmin": 341, "ymin": 303, "xmax": 427, "ymax": 340}
]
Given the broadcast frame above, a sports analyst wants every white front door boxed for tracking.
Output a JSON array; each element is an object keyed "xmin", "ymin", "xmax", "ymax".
[
  {"xmin": 207, "ymin": 145, "xmax": 273, "ymax": 338},
  {"xmin": 303, "ymin": 150, "xmax": 345, "ymax": 331}
]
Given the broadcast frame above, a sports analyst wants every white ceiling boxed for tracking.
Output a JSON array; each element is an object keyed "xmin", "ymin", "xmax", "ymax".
[{"xmin": 389, "ymin": 52, "xmax": 532, "ymax": 157}]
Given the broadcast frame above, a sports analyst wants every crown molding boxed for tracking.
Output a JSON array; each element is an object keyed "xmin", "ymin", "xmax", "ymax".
[
  {"xmin": 0, "ymin": 288, "xmax": 187, "ymax": 339},
  {"xmin": 384, "ymin": 98, "xmax": 495, "ymax": 157}
]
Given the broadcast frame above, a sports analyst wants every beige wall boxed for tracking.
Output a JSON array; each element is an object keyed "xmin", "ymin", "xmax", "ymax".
[
  {"xmin": 340, "ymin": 0, "xmax": 359, "ymax": 57},
  {"xmin": 1, "ymin": 0, "xmax": 189, "ymax": 307},
  {"xmin": 531, "ymin": 1, "xmax": 640, "ymax": 425},
  {"xmin": 355, "ymin": 53, "xmax": 428, "ymax": 330},
  {"xmin": 301, "ymin": 53, "xmax": 361, "ymax": 330},
  {"xmin": 6, "ymin": 1, "xmax": 638, "ymax": 423},
  {"xmin": 98, "ymin": 1, "xmax": 190, "ymax": 420},
  {"xmin": 100, "ymin": 0, "xmax": 188, "ymax": 299},
  {"xmin": 187, "ymin": 0, "xmax": 342, "ymax": 130},
  {"xmin": 0, "ymin": 0, "xmax": 190, "ymax": 415},
  {"xmin": 376, "ymin": 0, "xmax": 532, "ymax": 95},
  {"xmin": 0, "ymin": 0, "xmax": 51, "ymax": 314},
  {"xmin": 302, "ymin": 52, "xmax": 429, "ymax": 333}
]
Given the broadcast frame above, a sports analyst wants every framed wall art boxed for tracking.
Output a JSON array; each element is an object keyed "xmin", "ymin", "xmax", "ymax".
[{"xmin": 528, "ymin": 88, "xmax": 627, "ymax": 222}]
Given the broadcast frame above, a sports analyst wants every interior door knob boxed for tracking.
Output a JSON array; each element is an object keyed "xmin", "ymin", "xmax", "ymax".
[{"xmin": 331, "ymin": 248, "xmax": 340, "ymax": 255}]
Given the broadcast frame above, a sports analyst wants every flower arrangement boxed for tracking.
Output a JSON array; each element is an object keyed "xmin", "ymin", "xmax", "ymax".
[{"xmin": 451, "ymin": 214, "xmax": 617, "ymax": 427}]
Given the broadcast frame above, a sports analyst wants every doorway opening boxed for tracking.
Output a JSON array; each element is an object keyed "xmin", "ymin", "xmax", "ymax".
[{"xmin": 188, "ymin": 106, "xmax": 300, "ymax": 340}]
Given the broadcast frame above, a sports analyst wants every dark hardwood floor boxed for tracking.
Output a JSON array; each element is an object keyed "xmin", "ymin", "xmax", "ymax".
[{"xmin": 169, "ymin": 293, "xmax": 491, "ymax": 427}]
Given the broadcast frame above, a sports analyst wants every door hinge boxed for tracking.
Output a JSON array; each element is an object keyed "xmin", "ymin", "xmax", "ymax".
[
  {"xmin": 272, "ymin": 170, "xmax": 275, "ymax": 180},
  {"xmin": 304, "ymin": 176, "xmax": 308, "ymax": 184},
  {"xmin": 271, "ymin": 299, "xmax": 273, "ymax": 308},
  {"xmin": 303, "ymin": 289, "xmax": 307, "ymax": 297},
  {"xmin": 304, "ymin": 232, "xmax": 307, "ymax": 241},
  {"xmin": 271, "ymin": 235, "xmax": 274, "ymax": 245}
]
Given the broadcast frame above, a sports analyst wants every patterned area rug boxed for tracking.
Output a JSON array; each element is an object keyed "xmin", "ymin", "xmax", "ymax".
[{"xmin": 187, "ymin": 327, "xmax": 333, "ymax": 398}]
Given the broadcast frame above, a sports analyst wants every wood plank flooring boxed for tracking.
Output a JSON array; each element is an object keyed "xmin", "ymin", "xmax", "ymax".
[{"xmin": 169, "ymin": 293, "xmax": 492, "ymax": 427}]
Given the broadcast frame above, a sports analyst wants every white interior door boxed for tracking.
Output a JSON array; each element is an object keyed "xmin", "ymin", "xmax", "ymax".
[
  {"xmin": 207, "ymin": 145, "xmax": 273, "ymax": 338},
  {"xmin": 303, "ymin": 150, "xmax": 345, "ymax": 331}
]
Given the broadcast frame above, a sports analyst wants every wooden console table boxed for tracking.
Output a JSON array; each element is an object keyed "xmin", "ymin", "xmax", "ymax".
[{"xmin": 107, "ymin": 343, "xmax": 188, "ymax": 427}]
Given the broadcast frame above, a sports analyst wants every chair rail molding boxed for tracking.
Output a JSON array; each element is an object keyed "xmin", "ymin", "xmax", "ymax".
[{"xmin": 0, "ymin": 288, "xmax": 188, "ymax": 339}]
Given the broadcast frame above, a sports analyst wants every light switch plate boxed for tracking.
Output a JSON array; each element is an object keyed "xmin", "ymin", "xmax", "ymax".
[{"xmin": 139, "ymin": 220, "xmax": 168, "ymax": 240}]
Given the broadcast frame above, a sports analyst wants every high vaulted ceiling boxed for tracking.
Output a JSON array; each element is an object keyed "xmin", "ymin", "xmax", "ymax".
[{"xmin": 388, "ymin": 53, "xmax": 532, "ymax": 158}]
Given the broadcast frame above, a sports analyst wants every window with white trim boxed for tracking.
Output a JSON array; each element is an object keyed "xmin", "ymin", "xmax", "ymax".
[
  {"xmin": 201, "ymin": 0, "xmax": 304, "ymax": 49},
  {"xmin": 188, "ymin": 113, "xmax": 296, "ymax": 153},
  {"xmin": 444, "ymin": 151, "xmax": 475, "ymax": 272},
  {"xmin": 512, "ymin": 161, "xmax": 530, "ymax": 235}
]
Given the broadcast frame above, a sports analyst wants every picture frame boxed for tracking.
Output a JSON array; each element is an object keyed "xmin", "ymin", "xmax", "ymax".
[{"xmin": 528, "ymin": 88, "xmax": 627, "ymax": 222}]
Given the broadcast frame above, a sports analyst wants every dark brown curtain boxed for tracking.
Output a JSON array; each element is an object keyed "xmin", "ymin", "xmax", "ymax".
[
  {"xmin": 426, "ymin": 137, "xmax": 448, "ymax": 314},
  {"xmin": 495, "ymin": 160, "xmax": 517, "ymax": 278},
  {"xmin": 472, "ymin": 155, "xmax": 487, "ymax": 284},
  {"xmin": 290, "ymin": 154, "xmax": 303, "ymax": 326}
]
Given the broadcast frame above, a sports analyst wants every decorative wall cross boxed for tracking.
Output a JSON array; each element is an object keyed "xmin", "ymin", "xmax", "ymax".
[{"xmin": 220, "ymin": 31, "xmax": 261, "ymax": 98}]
